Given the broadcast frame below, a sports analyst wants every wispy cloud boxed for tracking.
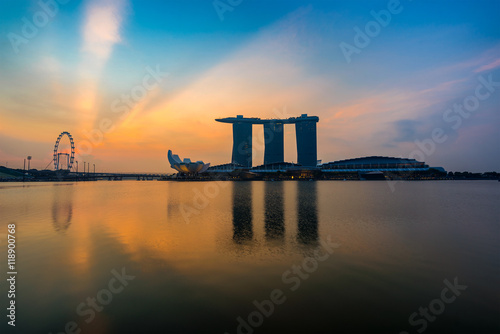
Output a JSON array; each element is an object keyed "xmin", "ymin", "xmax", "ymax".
[
  {"xmin": 474, "ymin": 58, "xmax": 500, "ymax": 73},
  {"xmin": 82, "ymin": 0, "xmax": 128, "ymax": 61},
  {"xmin": 77, "ymin": 0, "xmax": 129, "ymax": 128}
]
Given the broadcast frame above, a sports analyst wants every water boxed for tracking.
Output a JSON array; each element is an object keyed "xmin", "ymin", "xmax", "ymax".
[{"xmin": 1, "ymin": 180, "xmax": 499, "ymax": 334}]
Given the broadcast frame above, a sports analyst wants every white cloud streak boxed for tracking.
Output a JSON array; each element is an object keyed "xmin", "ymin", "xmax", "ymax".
[{"xmin": 82, "ymin": 0, "xmax": 128, "ymax": 62}]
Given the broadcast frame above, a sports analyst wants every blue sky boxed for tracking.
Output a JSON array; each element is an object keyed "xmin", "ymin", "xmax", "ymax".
[{"xmin": 0, "ymin": 0, "xmax": 499, "ymax": 172}]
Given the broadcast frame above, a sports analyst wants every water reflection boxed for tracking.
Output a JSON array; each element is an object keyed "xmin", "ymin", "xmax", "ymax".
[
  {"xmin": 52, "ymin": 184, "xmax": 73, "ymax": 233},
  {"xmin": 297, "ymin": 181, "xmax": 319, "ymax": 245},
  {"xmin": 232, "ymin": 182, "xmax": 253, "ymax": 243},
  {"xmin": 232, "ymin": 181, "xmax": 319, "ymax": 247},
  {"xmin": 231, "ymin": 181, "xmax": 319, "ymax": 246},
  {"xmin": 3, "ymin": 179, "xmax": 499, "ymax": 334},
  {"xmin": 264, "ymin": 182, "xmax": 285, "ymax": 241}
]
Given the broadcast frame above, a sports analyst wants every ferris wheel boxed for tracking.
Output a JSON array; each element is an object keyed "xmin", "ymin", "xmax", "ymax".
[{"xmin": 53, "ymin": 131, "xmax": 75, "ymax": 170}]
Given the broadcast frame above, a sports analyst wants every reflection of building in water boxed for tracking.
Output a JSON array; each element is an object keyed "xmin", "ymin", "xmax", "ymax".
[
  {"xmin": 232, "ymin": 182, "xmax": 253, "ymax": 243},
  {"xmin": 264, "ymin": 182, "xmax": 285, "ymax": 241},
  {"xmin": 229, "ymin": 181, "xmax": 319, "ymax": 247},
  {"xmin": 297, "ymin": 181, "xmax": 318, "ymax": 245},
  {"xmin": 52, "ymin": 184, "xmax": 73, "ymax": 233}
]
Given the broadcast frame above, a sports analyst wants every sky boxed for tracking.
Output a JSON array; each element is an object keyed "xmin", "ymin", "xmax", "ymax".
[{"xmin": 0, "ymin": 0, "xmax": 499, "ymax": 173}]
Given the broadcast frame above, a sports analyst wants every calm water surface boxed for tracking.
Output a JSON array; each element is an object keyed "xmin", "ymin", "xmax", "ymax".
[{"xmin": 0, "ymin": 180, "xmax": 499, "ymax": 334}]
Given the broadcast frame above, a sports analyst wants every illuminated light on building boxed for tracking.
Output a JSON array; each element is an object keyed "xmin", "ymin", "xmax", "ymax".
[{"xmin": 167, "ymin": 150, "xmax": 210, "ymax": 174}]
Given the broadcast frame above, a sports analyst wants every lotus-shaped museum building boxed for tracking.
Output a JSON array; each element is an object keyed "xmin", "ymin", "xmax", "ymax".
[{"xmin": 168, "ymin": 150, "xmax": 210, "ymax": 174}]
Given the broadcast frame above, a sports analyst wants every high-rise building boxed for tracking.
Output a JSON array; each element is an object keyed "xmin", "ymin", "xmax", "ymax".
[
  {"xmin": 263, "ymin": 122, "xmax": 284, "ymax": 165},
  {"xmin": 295, "ymin": 114, "xmax": 318, "ymax": 167},
  {"xmin": 232, "ymin": 117, "xmax": 252, "ymax": 167},
  {"xmin": 215, "ymin": 114, "xmax": 319, "ymax": 168}
]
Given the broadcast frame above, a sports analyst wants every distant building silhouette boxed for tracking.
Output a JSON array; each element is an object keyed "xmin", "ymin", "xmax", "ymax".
[
  {"xmin": 263, "ymin": 122, "xmax": 284, "ymax": 165},
  {"xmin": 231, "ymin": 119, "xmax": 253, "ymax": 167},
  {"xmin": 295, "ymin": 118, "xmax": 318, "ymax": 167},
  {"xmin": 216, "ymin": 114, "xmax": 319, "ymax": 167}
]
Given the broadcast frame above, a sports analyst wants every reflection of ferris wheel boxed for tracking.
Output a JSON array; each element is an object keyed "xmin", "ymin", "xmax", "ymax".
[{"xmin": 53, "ymin": 131, "xmax": 75, "ymax": 170}]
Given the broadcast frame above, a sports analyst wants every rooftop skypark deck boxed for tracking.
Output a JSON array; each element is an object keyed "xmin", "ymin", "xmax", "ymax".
[{"xmin": 215, "ymin": 114, "xmax": 319, "ymax": 124}]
